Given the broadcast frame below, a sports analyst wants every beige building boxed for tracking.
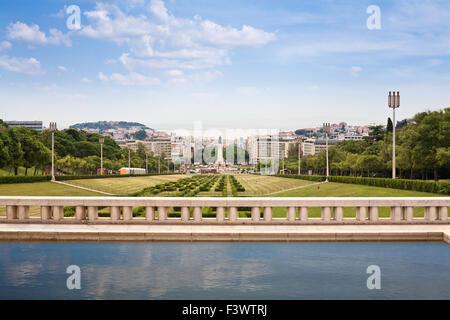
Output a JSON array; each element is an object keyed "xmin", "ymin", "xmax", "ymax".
[
  {"xmin": 302, "ymin": 138, "xmax": 340, "ymax": 156},
  {"xmin": 119, "ymin": 138, "xmax": 172, "ymax": 159}
]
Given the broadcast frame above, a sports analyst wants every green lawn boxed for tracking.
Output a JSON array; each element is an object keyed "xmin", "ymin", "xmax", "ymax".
[
  {"xmin": 0, "ymin": 181, "xmax": 102, "ymax": 217},
  {"xmin": 234, "ymin": 174, "xmax": 317, "ymax": 196},
  {"xmin": 68, "ymin": 174, "xmax": 189, "ymax": 195},
  {"xmin": 273, "ymin": 181, "xmax": 444, "ymax": 197},
  {"xmin": 0, "ymin": 181, "xmax": 101, "ymax": 196}
]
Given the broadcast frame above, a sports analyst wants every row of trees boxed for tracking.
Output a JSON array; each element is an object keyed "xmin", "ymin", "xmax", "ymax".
[
  {"xmin": 0, "ymin": 123, "xmax": 51, "ymax": 175},
  {"xmin": 281, "ymin": 108, "xmax": 449, "ymax": 180},
  {"xmin": 0, "ymin": 121, "xmax": 177, "ymax": 176}
]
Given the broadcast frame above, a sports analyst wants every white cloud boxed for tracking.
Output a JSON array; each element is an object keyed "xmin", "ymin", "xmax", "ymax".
[
  {"xmin": 6, "ymin": 22, "xmax": 71, "ymax": 46},
  {"xmin": 80, "ymin": 0, "xmax": 275, "ymax": 81},
  {"xmin": 148, "ymin": 0, "xmax": 170, "ymax": 22},
  {"xmin": 427, "ymin": 59, "xmax": 441, "ymax": 67},
  {"xmin": 80, "ymin": 77, "xmax": 93, "ymax": 83},
  {"xmin": 351, "ymin": 66, "xmax": 362, "ymax": 76},
  {"xmin": 0, "ymin": 41, "xmax": 12, "ymax": 51},
  {"xmin": 58, "ymin": 66, "xmax": 68, "ymax": 72},
  {"xmin": 98, "ymin": 71, "xmax": 161, "ymax": 86},
  {"xmin": 165, "ymin": 69, "xmax": 184, "ymax": 77},
  {"xmin": 0, "ymin": 55, "xmax": 42, "ymax": 75}
]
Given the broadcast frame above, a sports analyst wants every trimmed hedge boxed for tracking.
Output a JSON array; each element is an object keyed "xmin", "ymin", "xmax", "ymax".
[
  {"xmin": 276, "ymin": 174, "xmax": 450, "ymax": 195},
  {"xmin": 0, "ymin": 175, "xmax": 51, "ymax": 184},
  {"xmin": 328, "ymin": 176, "xmax": 450, "ymax": 195},
  {"xmin": 0, "ymin": 173, "xmax": 178, "ymax": 184}
]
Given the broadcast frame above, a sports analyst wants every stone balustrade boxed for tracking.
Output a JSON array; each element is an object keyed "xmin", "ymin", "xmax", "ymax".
[{"xmin": 0, "ymin": 196, "xmax": 448, "ymax": 224}]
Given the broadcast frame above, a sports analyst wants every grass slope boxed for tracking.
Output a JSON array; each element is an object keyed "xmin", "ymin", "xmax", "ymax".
[
  {"xmin": 235, "ymin": 175, "xmax": 316, "ymax": 196},
  {"xmin": 68, "ymin": 174, "xmax": 188, "ymax": 195}
]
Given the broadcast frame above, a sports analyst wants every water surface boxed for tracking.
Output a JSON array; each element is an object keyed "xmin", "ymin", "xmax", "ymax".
[{"xmin": 0, "ymin": 242, "xmax": 448, "ymax": 299}]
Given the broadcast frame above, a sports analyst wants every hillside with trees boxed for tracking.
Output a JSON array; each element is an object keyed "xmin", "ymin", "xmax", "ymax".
[
  {"xmin": 69, "ymin": 121, "xmax": 150, "ymax": 132},
  {"xmin": 281, "ymin": 108, "xmax": 450, "ymax": 180},
  {"xmin": 0, "ymin": 121, "xmax": 175, "ymax": 176}
]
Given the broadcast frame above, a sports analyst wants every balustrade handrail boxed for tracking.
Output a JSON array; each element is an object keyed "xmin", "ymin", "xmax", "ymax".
[
  {"xmin": 0, "ymin": 196, "xmax": 449, "ymax": 206},
  {"xmin": 1, "ymin": 196, "xmax": 449, "ymax": 224}
]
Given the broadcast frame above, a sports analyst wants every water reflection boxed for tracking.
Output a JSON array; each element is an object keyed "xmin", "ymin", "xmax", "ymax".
[{"xmin": 0, "ymin": 242, "xmax": 449, "ymax": 299}]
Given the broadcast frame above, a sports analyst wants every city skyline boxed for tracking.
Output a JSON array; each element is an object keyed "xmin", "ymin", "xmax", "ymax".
[{"xmin": 0, "ymin": 0, "xmax": 449, "ymax": 129}]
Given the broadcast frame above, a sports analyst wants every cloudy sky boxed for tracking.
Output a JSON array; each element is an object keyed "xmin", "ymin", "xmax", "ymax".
[{"xmin": 0, "ymin": 0, "xmax": 449, "ymax": 130}]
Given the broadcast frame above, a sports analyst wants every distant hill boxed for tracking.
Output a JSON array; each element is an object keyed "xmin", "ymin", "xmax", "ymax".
[{"xmin": 70, "ymin": 121, "xmax": 150, "ymax": 132}]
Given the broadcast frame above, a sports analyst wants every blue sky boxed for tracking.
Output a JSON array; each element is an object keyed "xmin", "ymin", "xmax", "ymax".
[{"xmin": 0, "ymin": 0, "xmax": 449, "ymax": 130}]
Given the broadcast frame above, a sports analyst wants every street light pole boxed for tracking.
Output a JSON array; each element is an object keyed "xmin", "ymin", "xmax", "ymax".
[
  {"xmin": 128, "ymin": 147, "xmax": 131, "ymax": 174},
  {"xmin": 49, "ymin": 122, "xmax": 57, "ymax": 181},
  {"xmin": 297, "ymin": 138, "xmax": 302, "ymax": 175},
  {"xmin": 145, "ymin": 153, "xmax": 148, "ymax": 174},
  {"xmin": 99, "ymin": 137, "xmax": 104, "ymax": 175},
  {"xmin": 158, "ymin": 157, "xmax": 160, "ymax": 174},
  {"xmin": 323, "ymin": 123, "xmax": 331, "ymax": 182},
  {"xmin": 388, "ymin": 91, "xmax": 400, "ymax": 179}
]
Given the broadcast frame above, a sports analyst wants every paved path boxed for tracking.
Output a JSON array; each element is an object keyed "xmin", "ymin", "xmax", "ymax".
[
  {"xmin": 1, "ymin": 223, "xmax": 449, "ymax": 243},
  {"xmin": 52, "ymin": 180, "xmax": 116, "ymax": 196}
]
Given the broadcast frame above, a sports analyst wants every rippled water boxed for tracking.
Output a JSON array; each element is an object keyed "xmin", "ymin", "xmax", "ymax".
[{"xmin": 0, "ymin": 242, "xmax": 449, "ymax": 299}]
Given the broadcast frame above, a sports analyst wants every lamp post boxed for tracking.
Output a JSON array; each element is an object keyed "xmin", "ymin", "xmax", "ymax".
[
  {"xmin": 145, "ymin": 153, "xmax": 148, "ymax": 174},
  {"xmin": 128, "ymin": 147, "xmax": 131, "ymax": 174},
  {"xmin": 99, "ymin": 137, "xmax": 104, "ymax": 175},
  {"xmin": 323, "ymin": 123, "xmax": 331, "ymax": 182},
  {"xmin": 158, "ymin": 156, "xmax": 160, "ymax": 174},
  {"xmin": 388, "ymin": 91, "xmax": 400, "ymax": 179},
  {"xmin": 49, "ymin": 122, "xmax": 57, "ymax": 181},
  {"xmin": 297, "ymin": 138, "xmax": 302, "ymax": 175}
]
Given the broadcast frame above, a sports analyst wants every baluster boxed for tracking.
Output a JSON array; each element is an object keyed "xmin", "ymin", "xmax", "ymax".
[
  {"xmin": 427, "ymin": 207, "xmax": 437, "ymax": 221},
  {"xmin": 181, "ymin": 207, "xmax": 190, "ymax": 222},
  {"xmin": 158, "ymin": 206, "xmax": 167, "ymax": 221},
  {"xmin": 88, "ymin": 206, "xmax": 98, "ymax": 221},
  {"xmin": 17, "ymin": 206, "xmax": 29, "ymax": 220},
  {"xmin": 334, "ymin": 207, "xmax": 344, "ymax": 221},
  {"xmin": 123, "ymin": 206, "xmax": 133, "ymax": 221},
  {"xmin": 41, "ymin": 206, "xmax": 52, "ymax": 220},
  {"xmin": 299, "ymin": 207, "xmax": 308, "ymax": 221},
  {"xmin": 216, "ymin": 207, "xmax": 225, "ymax": 222},
  {"xmin": 424, "ymin": 207, "xmax": 430, "ymax": 220},
  {"xmin": 356, "ymin": 206, "xmax": 366, "ymax": 221},
  {"xmin": 6, "ymin": 206, "xmax": 18, "ymax": 220},
  {"xmin": 438, "ymin": 206, "xmax": 448, "ymax": 221},
  {"xmin": 110, "ymin": 206, "xmax": 121, "ymax": 220},
  {"xmin": 263, "ymin": 207, "xmax": 272, "ymax": 222},
  {"xmin": 251, "ymin": 207, "xmax": 260, "ymax": 222},
  {"xmin": 405, "ymin": 207, "xmax": 414, "ymax": 221},
  {"xmin": 228, "ymin": 207, "xmax": 238, "ymax": 222},
  {"xmin": 368, "ymin": 207, "xmax": 378, "ymax": 222},
  {"xmin": 287, "ymin": 206, "xmax": 296, "ymax": 222},
  {"xmin": 392, "ymin": 206, "xmax": 402, "ymax": 221},
  {"xmin": 145, "ymin": 207, "xmax": 155, "ymax": 221},
  {"xmin": 193, "ymin": 207, "xmax": 202, "ymax": 222},
  {"xmin": 53, "ymin": 206, "xmax": 64, "ymax": 221},
  {"xmin": 75, "ymin": 206, "xmax": 86, "ymax": 220},
  {"xmin": 322, "ymin": 207, "xmax": 331, "ymax": 221}
]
